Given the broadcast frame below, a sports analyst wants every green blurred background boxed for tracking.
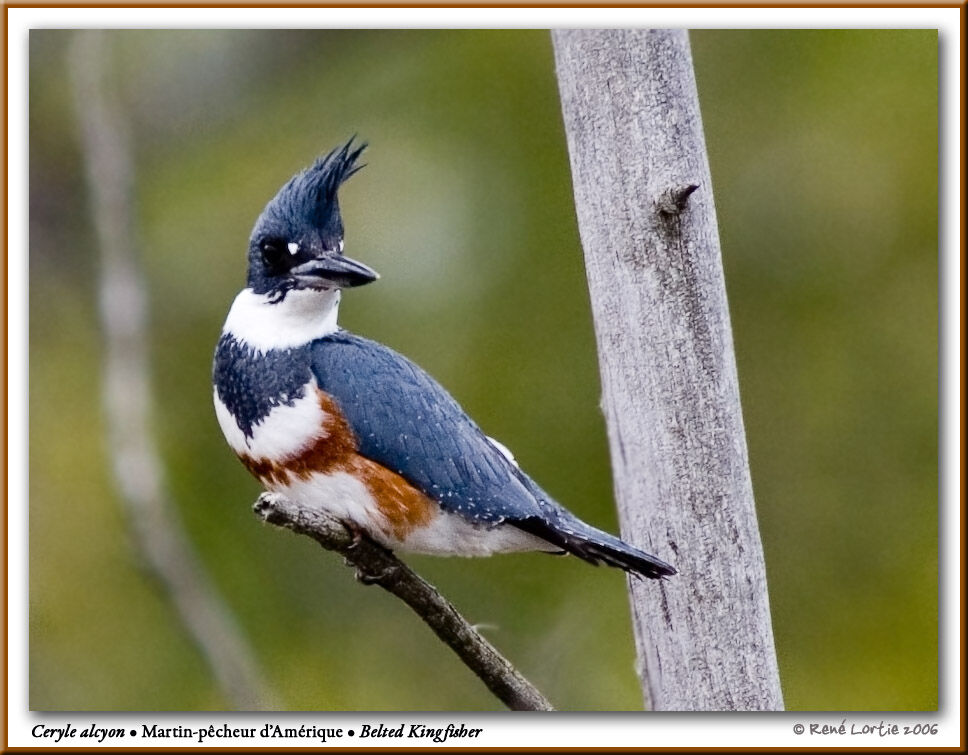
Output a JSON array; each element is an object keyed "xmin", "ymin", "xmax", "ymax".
[{"xmin": 28, "ymin": 29, "xmax": 937, "ymax": 711}]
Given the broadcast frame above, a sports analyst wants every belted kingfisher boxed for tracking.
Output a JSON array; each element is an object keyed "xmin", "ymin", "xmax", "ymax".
[{"xmin": 213, "ymin": 138, "xmax": 676, "ymax": 580}]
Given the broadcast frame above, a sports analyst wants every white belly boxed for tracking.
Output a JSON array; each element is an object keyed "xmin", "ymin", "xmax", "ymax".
[
  {"xmin": 271, "ymin": 469, "xmax": 555, "ymax": 557},
  {"xmin": 401, "ymin": 511, "xmax": 556, "ymax": 556}
]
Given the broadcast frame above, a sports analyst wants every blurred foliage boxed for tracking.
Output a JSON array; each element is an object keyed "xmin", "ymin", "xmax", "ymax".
[{"xmin": 28, "ymin": 29, "xmax": 936, "ymax": 711}]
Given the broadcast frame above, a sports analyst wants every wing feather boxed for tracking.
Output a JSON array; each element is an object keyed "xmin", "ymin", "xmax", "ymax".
[{"xmin": 309, "ymin": 332, "xmax": 542, "ymax": 524}]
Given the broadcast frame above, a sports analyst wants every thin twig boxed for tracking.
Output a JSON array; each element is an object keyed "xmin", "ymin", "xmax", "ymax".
[
  {"xmin": 254, "ymin": 493, "xmax": 556, "ymax": 712},
  {"xmin": 68, "ymin": 30, "xmax": 277, "ymax": 711}
]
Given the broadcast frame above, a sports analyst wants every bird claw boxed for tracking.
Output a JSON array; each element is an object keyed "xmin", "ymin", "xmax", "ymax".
[
  {"xmin": 354, "ymin": 557, "xmax": 399, "ymax": 585},
  {"xmin": 355, "ymin": 567, "xmax": 386, "ymax": 585},
  {"xmin": 342, "ymin": 521, "xmax": 366, "ymax": 549}
]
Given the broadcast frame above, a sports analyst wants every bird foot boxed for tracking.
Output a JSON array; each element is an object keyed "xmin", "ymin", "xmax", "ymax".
[
  {"xmin": 355, "ymin": 566, "xmax": 389, "ymax": 585},
  {"xmin": 342, "ymin": 520, "xmax": 367, "ymax": 549}
]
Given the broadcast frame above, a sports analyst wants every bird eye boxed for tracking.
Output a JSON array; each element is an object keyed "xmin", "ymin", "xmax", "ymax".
[{"xmin": 260, "ymin": 240, "xmax": 287, "ymax": 269}]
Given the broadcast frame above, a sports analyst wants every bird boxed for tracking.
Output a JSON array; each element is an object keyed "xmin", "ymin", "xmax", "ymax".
[{"xmin": 212, "ymin": 138, "xmax": 676, "ymax": 580}]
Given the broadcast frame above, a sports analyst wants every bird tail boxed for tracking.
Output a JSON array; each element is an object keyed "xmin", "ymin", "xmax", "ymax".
[{"xmin": 512, "ymin": 513, "xmax": 677, "ymax": 580}]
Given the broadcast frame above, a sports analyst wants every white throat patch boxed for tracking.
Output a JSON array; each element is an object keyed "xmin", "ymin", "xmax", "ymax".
[{"xmin": 222, "ymin": 287, "xmax": 340, "ymax": 351}]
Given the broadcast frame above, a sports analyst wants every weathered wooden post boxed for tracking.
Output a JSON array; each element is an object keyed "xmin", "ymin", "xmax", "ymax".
[{"xmin": 552, "ymin": 29, "xmax": 784, "ymax": 711}]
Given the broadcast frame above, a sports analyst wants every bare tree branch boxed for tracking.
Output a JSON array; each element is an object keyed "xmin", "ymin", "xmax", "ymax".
[
  {"xmin": 68, "ymin": 30, "xmax": 277, "ymax": 711},
  {"xmin": 253, "ymin": 493, "xmax": 555, "ymax": 712},
  {"xmin": 553, "ymin": 29, "xmax": 784, "ymax": 711}
]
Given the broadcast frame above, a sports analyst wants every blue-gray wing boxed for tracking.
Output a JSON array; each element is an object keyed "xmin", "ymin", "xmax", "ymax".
[{"xmin": 308, "ymin": 331, "xmax": 543, "ymax": 524}]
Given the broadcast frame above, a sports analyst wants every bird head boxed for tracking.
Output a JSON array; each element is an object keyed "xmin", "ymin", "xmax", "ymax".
[{"xmin": 246, "ymin": 138, "xmax": 379, "ymax": 300}]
